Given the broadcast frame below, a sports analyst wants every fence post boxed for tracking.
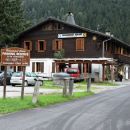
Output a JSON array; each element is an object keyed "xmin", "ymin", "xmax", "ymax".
[
  {"xmin": 63, "ymin": 78, "xmax": 70, "ymax": 96},
  {"xmin": 87, "ymin": 73, "xmax": 91, "ymax": 92},
  {"xmin": 32, "ymin": 80, "xmax": 41, "ymax": 104},
  {"xmin": 69, "ymin": 78, "xmax": 74, "ymax": 95}
]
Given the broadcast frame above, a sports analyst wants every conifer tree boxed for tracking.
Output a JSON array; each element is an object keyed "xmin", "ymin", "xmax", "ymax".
[{"xmin": 0, "ymin": 0, "xmax": 27, "ymax": 46}]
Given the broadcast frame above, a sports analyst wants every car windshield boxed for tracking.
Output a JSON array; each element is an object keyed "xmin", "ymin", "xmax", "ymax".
[
  {"xmin": 0, "ymin": 72, "xmax": 12, "ymax": 76},
  {"xmin": 30, "ymin": 72, "xmax": 37, "ymax": 77},
  {"xmin": 12, "ymin": 72, "xmax": 22, "ymax": 77},
  {"xmin": 0, "ymin": 72, "xmax": 4, "ymax": 76},
  {"xmin": 67, "ymin": 69, "xmax": 78, "ymax": 74}
]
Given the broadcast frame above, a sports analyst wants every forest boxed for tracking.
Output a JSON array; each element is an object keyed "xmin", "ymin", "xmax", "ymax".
[
  {"xmin": 22, "ymin": 0, "xmax": 130, "ymax": 44},
  {"xmin": 1, "ymin": 0, "xmax": 130, "ymax": 45}
]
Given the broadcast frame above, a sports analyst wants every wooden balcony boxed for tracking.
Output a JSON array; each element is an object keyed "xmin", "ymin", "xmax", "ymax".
[{"xmin": 113, "ymin": 53, "xmax": 130, "ymax": 64}]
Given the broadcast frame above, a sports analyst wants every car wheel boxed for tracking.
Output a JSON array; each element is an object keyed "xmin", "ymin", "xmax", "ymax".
[
  {"xmin": 24, "ymin": 81, "xmax": 28, "ymax": 87},
  {"xmin": 2, "ymin": 79, "xmax": 5, "ymax": 85}
]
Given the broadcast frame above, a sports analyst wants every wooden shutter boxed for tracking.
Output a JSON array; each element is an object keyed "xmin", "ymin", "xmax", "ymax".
[
  {"xmin": 59, "ymin": 40, "xmax": 63, "ymax": 50},
  {"xmin": 44, "ymin": 41, "xmax": 46, "ymax": 50},
  {"xmin": 76, "ymin": 38, "xmax": 84, "ymax": 51},
  {"xmin": 52, "ymin": 39, "xmax": 63, "ymax": 50},
  {"xmin": 52, "ymin": 40, "xmax": 56, "ymax": 50},
  {"xmin": 24, "ymin": 41, "xmax": 32, "ymax": 50}
]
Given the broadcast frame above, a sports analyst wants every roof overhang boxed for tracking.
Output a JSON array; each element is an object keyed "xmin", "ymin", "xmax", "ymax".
[{"xmin": 54, "ymin": 58, "xmax": 116, "ymax": 65}]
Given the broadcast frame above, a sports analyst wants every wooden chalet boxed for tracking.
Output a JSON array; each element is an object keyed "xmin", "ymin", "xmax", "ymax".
[{"xmin": 13, "ymin": 13, "xmax": 130, "ymax": 81}]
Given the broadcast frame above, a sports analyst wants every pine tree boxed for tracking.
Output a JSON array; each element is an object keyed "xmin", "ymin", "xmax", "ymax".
[{"xmin": 0, "ymin": 0, "xmax": 27, "ymax": 47}]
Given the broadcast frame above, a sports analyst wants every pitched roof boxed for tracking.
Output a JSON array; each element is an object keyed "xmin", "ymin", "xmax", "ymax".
[{"xmin": 18, "ymin": 17, "xmax": 130, "ymax": 47}]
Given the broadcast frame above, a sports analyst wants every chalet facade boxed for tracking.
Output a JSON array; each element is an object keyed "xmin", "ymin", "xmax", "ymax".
[{"xmin": 13, "ymin": 14, "xmax": 130, "ymax": 81}]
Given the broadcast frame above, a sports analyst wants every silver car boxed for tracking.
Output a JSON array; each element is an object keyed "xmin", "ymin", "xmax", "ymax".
[{"xmin": 10, "ymin": 72, "xmax": 43, "ymax": 86}]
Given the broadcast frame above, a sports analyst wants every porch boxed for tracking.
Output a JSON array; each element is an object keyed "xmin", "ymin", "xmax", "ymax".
[{"xmin": 54, "ymin": 58, "xmax": 116, "ymax": 82}]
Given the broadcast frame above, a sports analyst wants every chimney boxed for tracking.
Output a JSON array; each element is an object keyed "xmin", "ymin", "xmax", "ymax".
[{"xmin": 66, "ymin": 12, "xmax": 76, "ymax": 25}]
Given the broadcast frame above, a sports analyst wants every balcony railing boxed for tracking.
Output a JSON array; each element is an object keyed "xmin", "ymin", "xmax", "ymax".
[{"xmin": 113, "ymin": 53, "xmax": 130, "ymax": 64}]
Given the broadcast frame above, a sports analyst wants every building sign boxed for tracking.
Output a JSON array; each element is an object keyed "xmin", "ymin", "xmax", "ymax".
[
  {"xmin": 1, "ymin": 47, "xmax": 30, "ymax": 66},
  {"xmin": 58, "ymin": 33, "xmax": 87, "ymax": 38}
]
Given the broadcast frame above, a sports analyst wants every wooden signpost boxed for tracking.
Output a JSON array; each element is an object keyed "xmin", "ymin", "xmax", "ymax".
[{"xmin": 1, "ymin": 47, "xmax": 30, "ymax": 99}]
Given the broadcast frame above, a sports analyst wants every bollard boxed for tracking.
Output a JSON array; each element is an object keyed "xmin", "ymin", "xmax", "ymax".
[{"xmin": 69, "ymin": 78, "xmax": 74, "ymax": 95}]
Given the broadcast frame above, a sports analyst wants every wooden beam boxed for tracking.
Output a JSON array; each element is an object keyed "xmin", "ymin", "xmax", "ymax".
[{"xmin": 102, "ymin": 64, "xmax": 105, "ymax": 81}]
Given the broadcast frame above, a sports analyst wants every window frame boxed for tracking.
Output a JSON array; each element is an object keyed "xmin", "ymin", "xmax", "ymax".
[
  {"xmin": 37, "ymin": 40, "xmax": 46, "ymax": 52},
  {"xmin": 32, "ymin": 62, "xmax": 44, "ymax": 72},
  {"xmin": 24, "ymin": 41, "xmax": 32, "ymax": 50},
  {"xmin": 52, "ymin": 39, "xmax": 63, "ymax": 51}
]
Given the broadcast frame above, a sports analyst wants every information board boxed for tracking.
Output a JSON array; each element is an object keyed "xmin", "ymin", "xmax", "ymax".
[{"xmin": 1, "ymin": 47, "xmax": 30, "ymax": 66}]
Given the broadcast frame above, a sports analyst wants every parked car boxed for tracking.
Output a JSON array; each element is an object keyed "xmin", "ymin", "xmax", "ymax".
[
  {"xmin": 10, "ymin": 72, "xmax": 43, "ymax": 86},
  {"xmin": 0, "ymin": 71, "xmax": 12, "ymax": 85},
  {"xmin": 36, "ymin": 72, "xmax": 52, "ymax": 80},
  {"xmin": 30, "ymin": 72, "xmax": 44, "ymax": 85},
  {"xmin": 65, "ymin": 68, "xmax": 84, "ymax": 82}
]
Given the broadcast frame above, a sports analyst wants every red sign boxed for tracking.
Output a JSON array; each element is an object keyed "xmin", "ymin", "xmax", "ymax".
[{"xmin": 1, "ymin": 47, "xmax": 30, "ymax": 66}]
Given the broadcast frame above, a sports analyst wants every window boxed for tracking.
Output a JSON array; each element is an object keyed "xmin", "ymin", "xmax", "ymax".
[
  {"xmin": 52, "ymin": 39, "xmax": 63, "ymax": 51},
  {"xmin": 37, "ymin": 40, "xmax": 46, "ymax": 52},
  {"xmin": 76, "ymin": 38, "xmax": 84, "ymax": 51},
  {"xmin": 18, "ymin": 66, "xmax": 23, "ymax": 71},
  {"xmin": 36, "ymin": 62, "xmax": 44, "ymax": 72},
  {"xmin": 32, "ymin": 62, "xmax": 44, "ymax": 72},
  {"xmin": 53, "ymin": 23, "xmax": 63, "ymax": 30},
  {"xmin": 24, "ymin": 41, "xmax": 32, "ymax": 50},
  {"xmin": 121, "ymin": 47, "xmax": 123, "ymax": 54},
  {"xmin": 43, "ymin": 23, "xmax": 63, "ymax": 31},
  {"xmin": 52, "ymin": 62, "xmax": 55, "ymax": 73}
]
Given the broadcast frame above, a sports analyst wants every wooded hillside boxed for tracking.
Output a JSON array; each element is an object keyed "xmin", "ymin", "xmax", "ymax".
[{"xmin": 22, "ymin": 0, "xmax": 130, "ymax": 44}]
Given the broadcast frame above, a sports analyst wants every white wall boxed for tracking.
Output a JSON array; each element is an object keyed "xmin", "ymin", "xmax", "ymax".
[
  {"xmin": 26, "ymin": 58, "xmax": 54, "ymax": 74},
  {"xmin": 124, "ymin": 65, "xmax": 129, "ymax": 80},
  {"xmin": 92, "ymin": 64, "xmax": 102, "ymax": 81},
  {"xmin": 25, "ymin": 60, "xmax": 103, "ymax": 81}
]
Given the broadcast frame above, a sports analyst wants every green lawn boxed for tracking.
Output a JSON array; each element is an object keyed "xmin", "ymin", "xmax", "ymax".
[{"xmin": 0, "ymin": 91, "xmax": 94, "ymax": 114}]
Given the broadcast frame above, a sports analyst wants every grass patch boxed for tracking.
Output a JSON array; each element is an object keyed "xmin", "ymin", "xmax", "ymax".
[
  {"xmin": 0, "ymin": 97, "xmax": 33, "ymax": 114},
  {"xmin": 93, "ymin": 81, "xmax": 118, "ymax": 86},
  {"xmin": 75, "ymin": 80, "xmax": 118, "ymax": 87},
  {"xmin": 41, "ymin": 80, "xmax": 62, "ymax": 89},
  {"xmin": 0, "ymin": 91, "xmax": 94, "ymax": 114},
  {"xmin": 75, "ymin": 81, "xmax": 118, "ymax": 92}
]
